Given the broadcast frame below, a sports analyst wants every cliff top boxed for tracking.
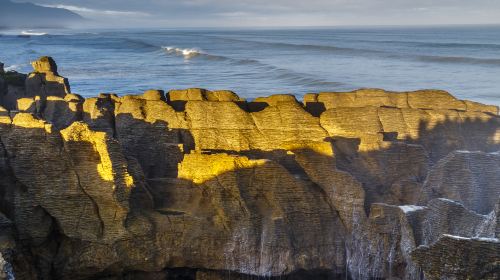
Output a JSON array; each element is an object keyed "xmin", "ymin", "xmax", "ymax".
[{"xmin": 1, "ymin": 56, "xmax": 498, "ymax": 118}]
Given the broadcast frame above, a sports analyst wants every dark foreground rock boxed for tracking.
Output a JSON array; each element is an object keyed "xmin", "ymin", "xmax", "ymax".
[
  {"xmin": 412, "ymin": 235, "xmax": 500, "ymax": 280},
  {"xmin": 0, "ymin": 57, "xmax": 499, "ymax": 280}
]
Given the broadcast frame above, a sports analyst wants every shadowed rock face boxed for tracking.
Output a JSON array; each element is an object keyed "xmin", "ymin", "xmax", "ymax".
[
  {"xmin": 412, "ymin": 235, "xmax": 500, "ymax": 280},
  {"xmin": 0, "ymin": 57, "xmax": 499, "ymax": 280}
]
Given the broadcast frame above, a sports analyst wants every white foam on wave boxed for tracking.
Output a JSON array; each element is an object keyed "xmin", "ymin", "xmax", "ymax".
[
  {"xmin": 4, "ymin": 64, "xmax": 23, "ymax": 71},
  {"xmin": 162, "ymin": 46, "xmax": 202, "ymax": 59},
  {"xmin": 21, "ymin": 30, "xmax": 48, "ymax": 36}
]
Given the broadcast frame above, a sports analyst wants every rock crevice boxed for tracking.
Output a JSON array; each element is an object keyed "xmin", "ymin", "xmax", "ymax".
[{"xmin": 0, "ymin": 57, "xmax": 499, "ymax": 280}]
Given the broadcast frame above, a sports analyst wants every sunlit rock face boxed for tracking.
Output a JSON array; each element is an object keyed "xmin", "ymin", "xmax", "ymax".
[
  {"xmin": 25, "ymin": 56, "xmax": 70, "ymax": 99},
  {"xmin": 0, "ymin": 57, "xmax": 499, "ymax": 279}
]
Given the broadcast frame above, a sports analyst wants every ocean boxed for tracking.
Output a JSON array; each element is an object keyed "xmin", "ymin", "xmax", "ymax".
[{"xmin": 1, "ymin": 25, "xmax": 500, "ymax": 105}]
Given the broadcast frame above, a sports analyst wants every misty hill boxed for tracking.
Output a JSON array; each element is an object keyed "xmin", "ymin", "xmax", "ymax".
[{"xmin": 0, "ymin": 0, "xmax": 84, "ymax": 29}]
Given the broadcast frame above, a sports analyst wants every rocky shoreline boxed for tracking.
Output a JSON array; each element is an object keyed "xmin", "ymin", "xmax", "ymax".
[{"xmin": 0, "ymin": 57, "xmax": 499, "ymax": 279}]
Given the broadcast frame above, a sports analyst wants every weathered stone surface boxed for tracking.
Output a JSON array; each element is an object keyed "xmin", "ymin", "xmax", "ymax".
[
  {"xmin": 292, "ymin": 148, "xmax": 366, "ymax": 232},
  {"xmin": 417, "ymin": 198, "xmax": 494, "ymax": 245},
  {"xmin": 42, "ymin": 96, "xmax": 83, "ymax": 129},
  {"xmin": 114, "ymin": 94, "xmax": 187, "ymax": 178},
  {"xmin": 0, "ymin": 251, "xmax": 14, "ymax": 280},
  {"xmin": 412, "ymin": 235, "xmax": 499, "ymax": 280},
  {"xmin": 0, "ymin": 212, "xmax": 14, "ymax": 250},
  {"xmin": 168, "ymin": 88, "xmax": 243, "ymax": 103},
  {"xmin": 407, "ymin": 90, "xmax": 467, "ymax": 111},
  {"xmin": 142, "ymin": 89, "xmax": 166, "ymax": 101},
  {"xmin": 420, "ymin": 151, "xmax": 500, "ymax": 214},
  {"xmin": 185, "ymin": 98, "xmax": 329, "ymax": 153},
  {"xmin": 82, "ymin": 95, "xmax": 116, "ymax": 134},
  {"xmin": 345, "ymin": 203, "xmax": 425, "ymax": 279},
  {"xmin": 305, "ymin": 88, "xmax": 408, "ymax": 110},
  {"xmin": 254, "ymin": 94, "xmax": 299, "ymax": 106},
  {"xmin": 16, "ymin": 97, "xmax": 36, "ymax": 113},
  {"xmin": 154, "ymin": 153, "xmax": 347, "ymax": 276},
  {"xmin": 0, "ymin": 67, "xmax": 5, "ymax": 109},
  {"xmin": 168, "ymin": 88, "xmax": 207, "ymax": 102},
  {"xmin": 185, "ymin": 101, "xmax": 257, "ymax": 151},
  {"xmin": 464, "ymin": 100, "xmax": 499, "ymax": 114},
  {"xmin": 305, "ymin": 89, "xmax": 496, "ymax": 113},
  {"xmin": 2, "ymin": 114, "xmax": 101, "ymax": 242},
  {"xmin": 60, "ymin": 122, "xmax": 134, "ymax": 242},
  {"xmin": 0, "ymin": 58, "xmax": 499, "ymax": 280},
  {"xmin": 209, "ymin": 90, "xmax": 243, "ymax": 102},
  {"xmin": 0, "ymin": 70, "xmax": 27, "ymax": 110},
  {"xmin": 31, "ymin": 56, "xmax": 58, "ymax": 74},
  {"xmin": 25, "ymin": 56, "xmax": 70, "ymax": 98}
]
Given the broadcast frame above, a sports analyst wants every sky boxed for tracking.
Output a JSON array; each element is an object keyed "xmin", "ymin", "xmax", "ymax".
[{"xmin": 25, "ymin": 0, "xmax": 500, "ymax": 27}]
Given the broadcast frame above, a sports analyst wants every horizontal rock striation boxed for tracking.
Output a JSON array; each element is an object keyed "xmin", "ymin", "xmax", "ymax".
[{"xmin": 0, "ymin": 57, "xmax": 499, "ymax": 280}]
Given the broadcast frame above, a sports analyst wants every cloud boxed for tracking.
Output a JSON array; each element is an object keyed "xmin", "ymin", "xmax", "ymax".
[
  {"xmin": 412, "ymin": 7, "xmax": 430, "ymax": 12},
  {"xmin": 214, "ymin": 11, "xmax": 252, "ymax": 17},
  {"xmin": 37, "ymin": 4, "xmax": 150, "ymax": 17},
  {"xmin": 30, "ymin": 0, "xmax": 500, "ymax": 27}
]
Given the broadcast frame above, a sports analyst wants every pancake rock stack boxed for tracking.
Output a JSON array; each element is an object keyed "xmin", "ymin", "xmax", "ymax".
[{"xmin": 0, "ymin": 57, "xmax": 499, "ymax": 280}]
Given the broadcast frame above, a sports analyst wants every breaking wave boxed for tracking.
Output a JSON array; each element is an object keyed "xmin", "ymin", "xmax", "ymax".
[
  {"xmin": 4, "ymin": 64, "xmax": 24, "ymax": 71},
  {"xmin": 162, "ymin": 46, "xmax": 203, "ymax": 59},
  {"xmin": 21, "ymin": 30, "xmax": 47, "ymax": 36},
  {"xmin": 160, "ymin": 45, "xmax": 343, "ymax": 88}
]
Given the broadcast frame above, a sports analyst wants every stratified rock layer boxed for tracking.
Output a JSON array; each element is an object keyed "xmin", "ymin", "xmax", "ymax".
[
  {"xmin": 0, "ymin": 57, "xmax": 499, "ymax": 280},
  {"xmin": 412, "ymin": 235, "xmax": 499, "ymax": 280}
]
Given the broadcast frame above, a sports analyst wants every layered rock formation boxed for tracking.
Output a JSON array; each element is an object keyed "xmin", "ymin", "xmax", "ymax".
[{"xmin": 0, "ymin": 57, "xmax": 499, "ymax": 280}]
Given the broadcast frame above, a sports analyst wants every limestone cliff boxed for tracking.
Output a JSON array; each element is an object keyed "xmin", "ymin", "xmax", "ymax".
[{"xmin": 0, "ymin": 57, "xmax": 499, "ymax": 280}]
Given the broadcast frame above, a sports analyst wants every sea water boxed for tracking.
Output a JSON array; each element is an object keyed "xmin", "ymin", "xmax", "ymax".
[{"xmin": 1, "ymin": 25, "xmax": 499, "ymax": 105}]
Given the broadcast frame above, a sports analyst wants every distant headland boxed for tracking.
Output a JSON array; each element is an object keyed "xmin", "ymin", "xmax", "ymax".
[{"xmin": 0, "ymin": 0, "xmax": 83, "ymax": 29}]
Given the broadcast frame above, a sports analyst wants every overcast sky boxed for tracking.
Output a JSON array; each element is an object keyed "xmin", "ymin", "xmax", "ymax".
[{"xmin": 28, "ymin": 0, "xmax": 500, "ymax": 27}]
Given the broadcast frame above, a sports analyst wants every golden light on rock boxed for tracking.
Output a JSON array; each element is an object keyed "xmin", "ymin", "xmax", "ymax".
[
  {"xmin": 12, "ymin": 112, "xmax": 52, "ymax": 133},
  {"xmin": 61, "ymin": 121, "xmax": 134, "ymax": 187},
  {"xmin": 178, "ymin": 153, "xmax": 268, "ymax": 184},
  {"xmin": 0, "ymin": 56, "xmax": 499, "ymax": 279}
]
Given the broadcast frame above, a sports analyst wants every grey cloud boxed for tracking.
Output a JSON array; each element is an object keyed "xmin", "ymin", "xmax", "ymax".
[
  {"xmin": 38, "ymin": 4, "xmax": 151, "ymax": 17},
  {"xmin": 27, "ymin": 0, "xmax": 500, "ymax": 27}
]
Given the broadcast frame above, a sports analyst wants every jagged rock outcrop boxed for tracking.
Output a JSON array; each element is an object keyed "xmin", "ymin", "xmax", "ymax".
[
  {"xmin": 0, "ymin": 212, "xmax": 15, "ymax": 279},
  {"xmin": 0, "ymin": 57, "xmax": 499, "ymax": 280},
  {"xmin": 0, "ymin": 63, "xmax": 4, "ymax": 106},
  {"xmin": 412, "ymin": 235, "xmax": 499, "ymax": 280},
  {"xmin": 304, "ymin": 89, "xmax": 499, "ymax": 114},
  {"xmin": 0, "ymin": 69, "xmax": 27, "ymax": 111},
  {"xmin": 25, "ymin": 56, "xmax": 70, "ymax": 99},
  {"xmin": 419, "ymin": 151, "xmax": 500, "ymax": 214}
]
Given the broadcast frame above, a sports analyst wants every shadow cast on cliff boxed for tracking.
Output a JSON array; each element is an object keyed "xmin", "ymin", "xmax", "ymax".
[
  {"xmin": 0, "ymin": 96, "xmax": 499, "ymax": 280},
  {"xmin": 331, "ymin": 115, "xmax": 499, "ymax": 209}
]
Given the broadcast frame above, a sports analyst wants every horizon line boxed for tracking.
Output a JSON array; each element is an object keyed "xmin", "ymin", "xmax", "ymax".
[{"xmin": 2, "ymin": 22, "xmax": 500, "ymax": 31}]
